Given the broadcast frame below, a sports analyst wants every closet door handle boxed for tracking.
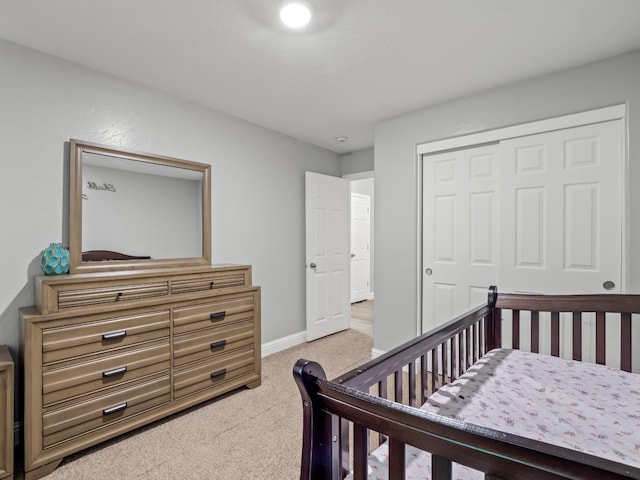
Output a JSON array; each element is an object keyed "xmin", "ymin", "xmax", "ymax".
[
  {"xmin": 103, "ymin": 330, "xmax": 127, "ymax": 340},
  {"xmin": 102, "ymin": 366, "xmax": 127, "ymax": 378},
  {"xmin": 210, "ymin": 368, "xmax": 227, "ymax": 379},
  {"xmin": 103, "ymin": 402, "xmax": 127, "ymax": 416},
  {"xmin": 210, "ymin": 311, "xmax": 226, "ymax": 321},
  {"xmin": 210, "ymin": 340, "xmax": 227, "ymax": 349}
]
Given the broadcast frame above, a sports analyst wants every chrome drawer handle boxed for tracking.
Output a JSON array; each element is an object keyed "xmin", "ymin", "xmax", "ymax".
[
  {"xmin": 103, "ymin": 366, "xmax": 127, "ymax": 378},
  {"xmin": 210, "ymin": 368, "xmax": 227, "ymax": 379},
  {"xmin": 102, "ymin": 330, "xmax": 127, "ymax": 340},
  {"xmin": 209, "ymin": 311, "xmax": 226, "ymax": 321},
  {"xmin": 210, "ymin": 340, "xmax": 227, "ymax": 349},
  {"xmin": 103, "ymin": 402, "xmax": 127, "ymax": 415}
]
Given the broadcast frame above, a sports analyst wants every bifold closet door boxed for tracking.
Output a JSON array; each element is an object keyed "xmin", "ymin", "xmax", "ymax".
[
  {"xmin": 422, "ymin": 144, "xmax": 499, "ymax": 334},
  {"xmin": 498, "ymin": 119, "xmax": 623, "ymax": 362},
  {"xmin": 422, "ymin": 119, "xmax": 623, "ymax": 341}
]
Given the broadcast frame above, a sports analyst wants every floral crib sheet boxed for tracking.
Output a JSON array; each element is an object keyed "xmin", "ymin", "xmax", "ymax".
[{"xmin": 348, "ymin": 348, "xmax": 640, "ymax": 480}]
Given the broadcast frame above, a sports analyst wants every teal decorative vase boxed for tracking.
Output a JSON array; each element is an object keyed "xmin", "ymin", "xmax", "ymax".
[{"xmin": 40, "ymin": 243, "xmax": 70, "ymax": 275}]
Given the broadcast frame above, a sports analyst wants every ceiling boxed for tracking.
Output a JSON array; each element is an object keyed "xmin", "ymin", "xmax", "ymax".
[{"xmin": 2, "ymin": 1, "xmax": 640, "ymax": 154}]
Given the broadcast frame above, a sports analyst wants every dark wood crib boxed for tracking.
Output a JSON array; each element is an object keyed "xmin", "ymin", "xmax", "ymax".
[{"xmin": 294, "ymin": 287, "xmax": 640, "ymax": 480}]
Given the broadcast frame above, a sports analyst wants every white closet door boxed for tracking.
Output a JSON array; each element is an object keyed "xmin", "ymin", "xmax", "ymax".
[
  {"xmin": 498, "ymin": 120, "xmax": 622, "ymax": 295},
  {"xmin": 422, "ymin": 144, "xmax": 499, "ymax": 334}
]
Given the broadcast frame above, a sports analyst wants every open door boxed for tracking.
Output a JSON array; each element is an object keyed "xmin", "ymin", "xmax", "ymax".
[{"xmin": 305, "ymin": 172, "xmax": 350, "ymax": 341}]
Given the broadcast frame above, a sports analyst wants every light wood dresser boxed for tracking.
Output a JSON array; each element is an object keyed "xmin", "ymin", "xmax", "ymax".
[
  {"xmin": 20, "ymin": 264, "xmax": 260, "ymax": 480},
  {"xmin": 0, "ymin": 346, "xmax": 13, "ymax": 480}
]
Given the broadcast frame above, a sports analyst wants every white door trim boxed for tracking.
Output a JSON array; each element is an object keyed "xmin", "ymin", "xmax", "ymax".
[
  {"xmin": 415, "ymin": 104, "xmax": 628, "ymax": 335},
  {"xmin": 417, "ymin": 104, "xmax": 626, "ymax": 154}
]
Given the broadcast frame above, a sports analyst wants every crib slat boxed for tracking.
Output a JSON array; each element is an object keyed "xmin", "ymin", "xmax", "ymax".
[
  {"xmin": 431, "ymin": 348, "xmax": 438, "ymax": 392},
  {"xmin": 441, "ymin": 340, "xmax": 448, "ymax": 385},
  {"xmin": 408, "ymin": 360, "xmax": 416, "ymax": 407},
  {"xmin": 458, "ymin": 333, "xmax": 464, "ymax": 375},
  {"xmin": 621, "ymin": 313, "xmax": 632, "ymax": 372},
  {"xmin": 394, "ymin": 370, "xmax": 402, "ymax": 403},
  {"xmin": 512, "ymin": 309, "xmax": 520, "ymax": 349},
  {"xmin": 421, "ymin": 354, "xmax": 428, "ymax": 404},
  {"xmin": 378, "ymin": 378, "xmax": 387, "ymax": 400},
  {"xmin": 530, "ymin": 311, "xmax": 539, "ymax": 353},
  {"xmin": 352, "ymin": 423, "xmax": 368, "ymax": 480},
  {"xmin": 465, "ymin": 327, "xmax": 471, "ymax": 372},
  {"xmin": 450, "ymin": 337, "xmax": 457, "ymax": 380},
  {"xmin": 432, "ymin": 454, "xmax": 452, "ymax": 480},
  {"xmin": 596, "ymin": 311, "xmax": 606, "ymax": 365},
  {"xmin": 551, "ymin": 311, "xmax": 560, "ymax": 357},
  {"xmin": 471, "ymin": 323, "xmax": 476, "ymax": 362},
  {"xmin": 573, "ymin": 311, "xmax": 582, "ymax": 361},
  {"xmin": 388, "ymin": 438, "xmax": 405, "ymax": 480}
]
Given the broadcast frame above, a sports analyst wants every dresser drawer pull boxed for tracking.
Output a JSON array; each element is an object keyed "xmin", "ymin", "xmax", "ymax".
[
  {"xmin": 103, "ymin": 402, "xmax": 127, "ymax": 416},
  {"xmin": 210, "ymin": 368, "xmax": 227, "ymax": 379},
  {"xmin": 102, "ymin": 330, "xmax": 127, "ymax": 340},
  {"xmin": 102, "ymin": 366, "xmax": 128, "ymax": 378},
  {"xmin": 210, "ymin": 340, "xmax": 227, "ymax": 349},
  {"xmin": 209, "ymin": 281, "xmax": 215, "ymax": 289},
  {"xmin": 115, "ymin": 292, "xmax": 123, "ymax": 301},
  {"xmin": 210, "ymin": 311, "xmax": 226, "ymax": 321}
]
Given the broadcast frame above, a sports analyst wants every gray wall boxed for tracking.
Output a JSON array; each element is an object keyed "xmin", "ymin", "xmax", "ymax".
[
  {"xmin": 374, "ymin": 48, "xmax": 640, "ymax": 352},
  {"xmin": 0, "ymin": 40, "xmax": 340, "ymax": 361},
  {"xmin": 340, "ymin": 147, "xmax": 374, "ymax": 176}
]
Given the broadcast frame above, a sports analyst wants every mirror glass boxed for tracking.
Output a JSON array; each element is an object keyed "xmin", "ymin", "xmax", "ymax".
[{"xmin": 69, "ymin": 140, "xmax": 211, "ymax": 273}]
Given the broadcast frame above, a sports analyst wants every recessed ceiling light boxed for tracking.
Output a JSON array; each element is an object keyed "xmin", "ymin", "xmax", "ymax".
[
  {"xmin": 279, "ymin": 3, "xmax": 311, "ymax": 29},
  {"xmin": 335, "ymin": 136, "xmax": 348, "ymax": 143}
]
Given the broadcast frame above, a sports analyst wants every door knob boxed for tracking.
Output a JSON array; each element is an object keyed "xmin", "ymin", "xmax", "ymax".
[
  {"xmin": 602, "ymin": 280, "xmax": 615, "ymax": 291},
  {"xmin": 425, "ymin": 268, "xmax": 433, "ymax": 276},
  {"xmin": 309, "ymin": 263, "xmax": 317, "ymax": 269},
  {"xmin": 351, "ymin": 254, "xmax": 356, "ymax": 258}
]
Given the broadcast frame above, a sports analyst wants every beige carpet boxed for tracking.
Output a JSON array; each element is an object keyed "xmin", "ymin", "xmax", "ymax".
[{"xmin": 41, "ymin": 329, "xmax": 373, "ymax": 480}]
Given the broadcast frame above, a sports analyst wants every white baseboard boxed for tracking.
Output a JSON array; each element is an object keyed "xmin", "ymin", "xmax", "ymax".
[
  {"xmin": 371, "ymin": 347, "xmax": 385, "ymax": 359},
  {"xmin": 261, "ymin": 330, "xmax": 307, "ymax": 357}
]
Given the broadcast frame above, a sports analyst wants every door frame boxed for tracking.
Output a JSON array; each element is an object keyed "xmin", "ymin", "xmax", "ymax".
[{"xmin": 415, "ymin": 104, "xmax": 628, "ymax": 335}]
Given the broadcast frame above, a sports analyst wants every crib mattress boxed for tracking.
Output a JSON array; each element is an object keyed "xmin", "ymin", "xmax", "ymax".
[{"xmin": 357, "ymin": 348, "xmax": 640, "ymax": 480}]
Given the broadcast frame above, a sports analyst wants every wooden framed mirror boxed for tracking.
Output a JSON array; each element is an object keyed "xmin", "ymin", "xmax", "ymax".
[{"xmin": 69, "ymin": 139, "xmax": 211, "ymax": 273}]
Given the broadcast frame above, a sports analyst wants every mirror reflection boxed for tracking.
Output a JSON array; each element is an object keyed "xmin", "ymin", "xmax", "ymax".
[{"xmin": 81, "ymin": 153, "xmax": 203, "ymax": 260}]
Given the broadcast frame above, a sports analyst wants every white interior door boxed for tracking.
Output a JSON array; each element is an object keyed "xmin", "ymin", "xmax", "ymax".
[
  {"xmin": 305, "ymin": 172, "xmax": 350, "ymax": 341},
  {"xmin": 422, "ymin": 144, "xmax": 499, "ymax": 333},
  {"xmin": 350, "ymin": 193, "xmax": 371, "ymax": 303}
]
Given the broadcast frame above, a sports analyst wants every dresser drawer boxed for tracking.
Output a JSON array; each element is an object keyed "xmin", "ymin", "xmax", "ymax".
[
  {"xmin": 42, "ymin": 310, "xmax": 170, "ymax": 364},
  {"xmin": 57, "ymin": 282, "xmax": 169, "ymax": 309},
  {"xmin": 173, "ymin": 319, "xmax": 254, "ymax": 367},
  {"xmin": 42, "ymin": 340, "xmax": 170, "ymax": 406},
  {"xmin": 43, "ymin": 373, "xmax": 170, "ymax": 448},
  {"xmin": 170, "ymin": 269, "xmax": 248, "ymax": 295},
  {"xmin": 173, "ymin": 295, "xmax": 254, "ymax": 335},
  {"xmin": 173, "ymin": 345, "xmax": 255, "ymax": 399}
]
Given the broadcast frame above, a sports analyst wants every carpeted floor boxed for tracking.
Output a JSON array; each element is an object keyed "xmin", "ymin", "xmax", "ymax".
[{"xmin": 40, "ymin": 328, "xmax": 373, "ymax": 480}]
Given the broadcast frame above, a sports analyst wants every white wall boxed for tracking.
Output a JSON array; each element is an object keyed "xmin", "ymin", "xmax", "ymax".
[
  {"xmin": 374, "ymin": 48, "xmax": 640, "ymax": 352},
  {"xmin": 0, "ymin": 40, "xmax": 340, "ymax": 361}
]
